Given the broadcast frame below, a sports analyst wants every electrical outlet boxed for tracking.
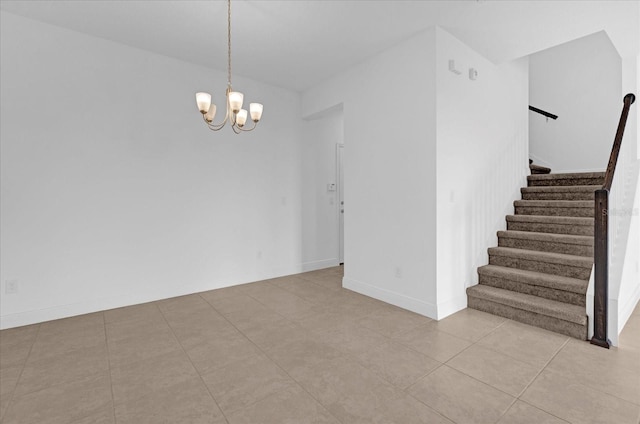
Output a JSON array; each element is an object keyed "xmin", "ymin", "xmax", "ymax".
[
  {"xmin": 5, "ymin": 279, "xmax": 19, "ymax": 294},
  {"xmin": 394, "ymin": 267, "xmax": 402, "ymax": 279}
]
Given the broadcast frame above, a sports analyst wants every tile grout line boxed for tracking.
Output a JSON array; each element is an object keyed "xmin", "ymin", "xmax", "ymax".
[
  {"xmin": 506, "ymin": 337, "xmax": 572, "ymax": 424},
  {"xmin": 436, "ymin": 314, "xmax": 509, "ymax": 349},
  {"xmin": 56, "ymin": 313, "xmax": 114, "ymax": 424},
  {"xmin": 452, "ymin": 319, "xmax": 572, "ymax": 424},
  {"xmin": 515, "ymin": 336, "xmax": 570, "ymax": 399},
  {"xmin": 101, "ymin": 311, "xmax": 118, "ymax": 424},
  {"xmin": 0, "ymin": 323, "xmax": 41, "ymax": 423},
  {"xmin": 341, "ymin": 341, "xmax": 442, "ymax": 393},
  {"xmin": 437, "ymin": 316, "xmax": 509, "ymax": 368},
  {"xmin": 222, "ymin": 284, "xmax": 301, "ymax": 324},
  {"xmin": 515, "ymin": 399, "xmax": 573, "ymax": 424},
  {"xmin": 470, "ymin": 332, "xmax": 570, "ymax": 372},
  {"xmin": 404, "ymin": 318, "xmax": 515, "ymax": 424},
  {"xmin": 264, "ymin": 276, "xmax": 340, "ymax": 314},
  {"xmin": 401, "ymin": 362, "xmax": 455, "ymax": 423},
  {"xmin": 354, "ymin": 314, "xmax": 511, "ymax": 423},
  {"xmin": 155, "ymin": 301, "xmax": 231, "ymax": 424},
  {"xmin": 524, "ymin": 338, "xmax": 640, "ymax": 414},
  {"xmin": 197, "ymin": 289, "xmax": 347, "ymax": 424},
  {"xmin": 4, "ymin": 316, "xmax": 113, "ymax": 424}
]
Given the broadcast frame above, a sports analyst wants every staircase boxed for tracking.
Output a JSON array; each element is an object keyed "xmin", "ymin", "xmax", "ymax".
[{"xmin": 466, "ymin": 171, "xmax": 605, "ymax": 339}]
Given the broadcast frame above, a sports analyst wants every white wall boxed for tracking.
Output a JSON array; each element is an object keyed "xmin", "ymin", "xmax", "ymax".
[
  {"xmin": 0, "ymin": 12, "xmax": 307, "ymax": 329},
  {"xmin": 529, "ymin": 31, "xmax": 621, "ymax": 173},
  {"xmin": 301, "ymin": 27, "xmax": 529, "ymax": 320},
  {"xmin": 613, "ymin": 165, "xmax": 640, "ymax": 344},
  {"xmin": 435, "ymin": 28, "xmax": 530, "ymax": 317},
  {"xmin": 608, "ymin": 47, "xmax": 640, "ymax": 344},
  {"xmin": 301, "ymin": 108, "xmax": 344, "ymax": 271},
  {"xmin": 302, "ymin": 28, "xmax": 439, "ymax": 317}
]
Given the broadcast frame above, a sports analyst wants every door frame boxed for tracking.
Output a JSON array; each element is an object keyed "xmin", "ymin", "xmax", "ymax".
[{"xmin": 336, "ymin": 143, "xmax": 344, "ymax": 265}]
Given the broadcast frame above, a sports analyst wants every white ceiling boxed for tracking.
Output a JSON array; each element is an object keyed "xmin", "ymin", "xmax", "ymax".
[{"xmin": 1, "ymin": 0, "xmax": 638, "ymax": 92}]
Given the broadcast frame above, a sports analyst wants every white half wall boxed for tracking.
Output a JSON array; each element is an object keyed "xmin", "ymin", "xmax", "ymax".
[
  {"xmin": 435, "ymin": 28, "xmax": 530, "ymax": 318},
  {"xmin": 0, "ymin": 12, "xmax": 306, "ymax": 329},
  {"xmin": 529, "ymin": 31, "xmax": 621, "ymax": 173},
  {"xmin": 301, "ymin": 108, "xmax": 344, "ymax": 271},
  {"xmin": 302, "ymin": 28, "xmax": 439, "ymax": 318}
]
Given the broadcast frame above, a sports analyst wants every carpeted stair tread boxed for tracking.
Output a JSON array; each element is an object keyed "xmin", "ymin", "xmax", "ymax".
[
  {"xmin": 488, "ymin": 247, "xmax": 593, "ymax": 268},
  {"xmin": 497, "ymin": 230, "xmax": 593, "ymax": 257},
  {"xmin": 514, "ymin": 200, "xmax": 592, "ymax": 208},
  {"xmin": 528, "ymin": 171, "xmax": 605, "ymax": 180},
  {"xmin": 521, "ymin": 185, "xmax": 599, "ymax": 200},
  {"xmin": 506, "ymin": 215, "xmax": 594, "ymax": 225},
  {"xmin": 505, "ymin": 215, "xmax": 594, "ymax": 235},
  {"xmin": 521, "ymin": 185, "xmax": 600, "ymax": 194},
  {"xmin": 497, "ymin": 230, "xmax": 593, "ymax": 247},
  {"xmin": 498, "ymin": 230, "xmax": 593, "ymax": 258},
  {"xmin": 467, "ymin": 285, "xmax": 587, "ymax": 326},
  {"xmin": 514, "ymin": 200, "xmax": 593, "ymax": 217},
  {"xmin": 478, "ymin": 265, "xmax": 588, "ymax": 294},
  {"xmin": 527, "ymin": 172, "xmax": 605, "ymax": 187}
]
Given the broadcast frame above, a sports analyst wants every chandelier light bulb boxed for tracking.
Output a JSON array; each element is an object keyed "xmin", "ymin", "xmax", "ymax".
[
  {"xmin": 249, "ymin": 103, "xmax": 263, "ymax": 122},
  {"xmin": 195, "ymin": 92, "xmax": 212, "ymax": 114},
  {"xmin": 236, "ymin": 109, "xmax": 248, "ymax": 127},
  {"xmin": 204, "ymin": 104, "xmax": 217, "ymax": 122},
  {"xmin": 228, "ymin": 91, "xmax": 244, "ymax": 114}
]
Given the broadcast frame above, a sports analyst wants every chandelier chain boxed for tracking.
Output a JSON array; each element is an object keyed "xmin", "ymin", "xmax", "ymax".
[{"xmin": 227, "ymin": 0, "xmax": 232, "ymax": 89}]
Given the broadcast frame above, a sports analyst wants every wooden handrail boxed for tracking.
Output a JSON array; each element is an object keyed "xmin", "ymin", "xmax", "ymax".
[
  {"xmin": 529, "ymin": 105, "xmax": 558, "ymax": 120},
  {"xmin": 591, "ymin": 93, "xmax": 636, "ymax": 349},
  {"xmin": 602, "ymin": 93, "xmax": 636, "ymax": 190}
]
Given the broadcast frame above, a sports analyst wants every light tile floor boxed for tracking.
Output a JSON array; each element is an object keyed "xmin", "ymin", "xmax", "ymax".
[{"xmin": 1, "ymin": 266, "xmax": 639, "ymax": 424}]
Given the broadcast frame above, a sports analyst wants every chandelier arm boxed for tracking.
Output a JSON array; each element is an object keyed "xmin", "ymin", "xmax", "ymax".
[
  {"xmin": 206, "ymin": 121, "xmax": 225, "ymax": 131},
  {"xmin": 230, "ymin": 107, "xmax": 237, "ymax": 127},
  {"xmin": 202, "ymin": 110, "xmax": 229, "ymax": 130},
  {"xmin": 236, "ymin": 121, "xmax": 258, "ymax": 132}
]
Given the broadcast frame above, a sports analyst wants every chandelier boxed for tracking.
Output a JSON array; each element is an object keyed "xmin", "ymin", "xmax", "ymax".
[{"xmin": 195, "ymin": 0, "xmax": 263, "ymax": 133}]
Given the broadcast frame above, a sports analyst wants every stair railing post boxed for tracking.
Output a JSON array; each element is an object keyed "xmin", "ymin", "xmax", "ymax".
[
  {"xmin": 591, "ymin": 188, "xmax": 609, "ymax": 348},
  {"xmin": 590, "ymin": 93, "xmax": 635, "ymax": 349}
]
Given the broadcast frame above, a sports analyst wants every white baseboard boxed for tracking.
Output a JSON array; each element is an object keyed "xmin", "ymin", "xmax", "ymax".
[
  {"xmin": 301, "ymin": 258, "xmax": 340, "ymax": 272},
  {"xmin": 342, "ymin": 277, "xmax": 437, "ymax": 319}
]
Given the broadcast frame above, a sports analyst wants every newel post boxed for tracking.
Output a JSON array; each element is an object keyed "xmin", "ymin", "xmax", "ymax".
[{"xmin": 591, "ymin": 189, "xmax": 610, "ymax": 348}]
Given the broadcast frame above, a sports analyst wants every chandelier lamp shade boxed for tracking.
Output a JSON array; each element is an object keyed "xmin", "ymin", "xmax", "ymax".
[{"xmin": 195, "ymin": 0, "xmax": 263, "ymax": 133}]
